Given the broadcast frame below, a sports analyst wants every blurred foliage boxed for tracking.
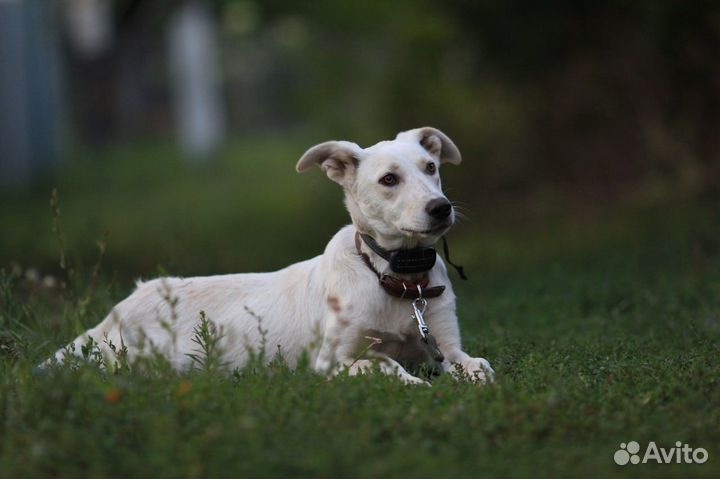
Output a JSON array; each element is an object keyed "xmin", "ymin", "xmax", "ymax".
[
  {"xmin": 64, "ymin": 0, "xmax": 720, "ymax": 203},
  {"xmin": 5, "ymin": 0, "xmax": 719, "ymax": 276}
]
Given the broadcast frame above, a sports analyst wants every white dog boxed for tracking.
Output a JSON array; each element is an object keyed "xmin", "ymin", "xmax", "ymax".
[{"xmin": 48, "ymin": 127, "xmax": 494, "ymax": 385}]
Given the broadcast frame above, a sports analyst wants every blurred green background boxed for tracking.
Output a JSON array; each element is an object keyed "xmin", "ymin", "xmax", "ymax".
[
  {"xmin": 1, "ymin": 0, "xmax": 719, "ymax": 278},
  {"xmin": 1, "ymin": 4, "xmax": 719, "ymax": 476}
]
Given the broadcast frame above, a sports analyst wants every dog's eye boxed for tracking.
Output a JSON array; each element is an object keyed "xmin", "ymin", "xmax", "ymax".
[
  {"xmin": 379, "ymin": 173, "xmax": 398, "ymax": 186},
  {"xmin": 426, "ymin": 162, "xmax": 436, "ymax": 174}
]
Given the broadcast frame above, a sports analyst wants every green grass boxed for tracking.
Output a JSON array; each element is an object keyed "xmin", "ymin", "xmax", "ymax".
[{"xmin": 1, "ymin": 141, "xmax": 719, "ymax": 477}]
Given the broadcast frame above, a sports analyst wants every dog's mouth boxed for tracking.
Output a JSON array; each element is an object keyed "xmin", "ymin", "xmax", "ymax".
[{"xmin": 401, "ymin": 221, "xmax": 452, "ymax": 236}]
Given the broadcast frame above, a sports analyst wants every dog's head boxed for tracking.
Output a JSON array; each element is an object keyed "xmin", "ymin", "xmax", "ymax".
[{"xmin": 296, "ymin": 127, "xmax": 461, "ymax": 248}]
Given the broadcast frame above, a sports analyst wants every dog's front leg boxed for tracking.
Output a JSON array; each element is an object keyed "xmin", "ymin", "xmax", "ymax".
[
  {"xmin": 443, "ymin": 349, "xmax": 495, "ymax": 383},
  {"xmin": 428, "ymin": 305, "xmax": 495, "ymax": 384},
  {"xmin": 343, "ymin": 357, "xmax": 430, "ymax": 386}
]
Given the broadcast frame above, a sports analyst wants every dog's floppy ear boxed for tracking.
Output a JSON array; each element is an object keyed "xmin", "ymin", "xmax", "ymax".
[
  {"xmin": 296, "ymin": 141, "xmax": 363, "ymax": 186},
  {"xmin": 396, "ymin": 127, "xmax": 462, "ymax": 165}
]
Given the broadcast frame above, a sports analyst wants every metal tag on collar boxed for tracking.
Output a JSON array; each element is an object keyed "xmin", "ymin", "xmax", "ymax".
[
  {"xmin": 389, "ymin": 246, "xmax": 437, "ymax": 274},
  {"xmin": 411, "ymin": 285, "xmax": 429, "ymax": 340}
]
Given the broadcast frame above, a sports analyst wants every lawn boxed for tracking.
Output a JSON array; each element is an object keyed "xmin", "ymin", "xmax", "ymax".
[{"xmin": 0, "ymin": 140, "xmax": 718, "ymax": 477}]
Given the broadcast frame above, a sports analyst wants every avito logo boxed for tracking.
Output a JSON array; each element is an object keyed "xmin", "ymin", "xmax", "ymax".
[{"xmin": 614, "ymin": 441, "xmax": 709, "ymax": 465}]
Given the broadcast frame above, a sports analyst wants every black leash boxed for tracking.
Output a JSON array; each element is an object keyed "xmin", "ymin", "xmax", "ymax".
[{"xmin": 442, "ymin": 236, "xmax": 468, "ymax": 280}]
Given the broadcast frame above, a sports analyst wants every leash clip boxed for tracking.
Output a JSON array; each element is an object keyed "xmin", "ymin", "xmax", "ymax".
[{"xmin": 411, "ymin": 285, "xmax": 429, "ymax": 340}]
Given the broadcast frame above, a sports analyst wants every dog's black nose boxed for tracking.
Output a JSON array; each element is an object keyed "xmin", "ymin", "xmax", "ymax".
[{"xmin": 425, "ymin": 198, "xmax": 452, "ymax": 219}]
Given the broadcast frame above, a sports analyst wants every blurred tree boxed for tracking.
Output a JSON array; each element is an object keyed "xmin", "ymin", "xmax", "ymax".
[
  {"xmin": 168, "ymin": 0, "xmax": 225, "ymax": 160},
  {"xmin": 0, "ymin": 0, "xmax": 62, "ymax": 189}
]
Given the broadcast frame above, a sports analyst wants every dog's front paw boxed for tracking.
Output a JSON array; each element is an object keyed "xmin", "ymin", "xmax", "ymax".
[
  {"xmin": 399, "ymin": 372, "xmax": 432, "ymax": 386},
  {"xmin": 454, "ymin": 357, "xmax": 495, "ymax": 384}
]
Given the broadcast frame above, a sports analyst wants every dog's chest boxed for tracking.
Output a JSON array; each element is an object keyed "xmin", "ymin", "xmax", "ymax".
[
  {"xmin": 367, "ymin": 296, "xmax": 420, "ymax": 336},
  {"xmin": 361, "ymin": 297, "xmax": 445, "ymax": 376}
]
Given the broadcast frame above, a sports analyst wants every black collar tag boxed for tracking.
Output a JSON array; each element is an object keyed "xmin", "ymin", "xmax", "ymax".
[
  {"xmin": 359, "ymin": 233, "xmax": 437, "ymax": 274},
  {"xmin": 389, "ymin": 247, "xmax": 437, "ymax": 274}
]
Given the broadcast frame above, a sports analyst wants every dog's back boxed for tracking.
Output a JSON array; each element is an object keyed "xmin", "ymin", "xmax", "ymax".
[{"xmin": 46, "ymin": 255, "xmax": 328, "ymax": 369}]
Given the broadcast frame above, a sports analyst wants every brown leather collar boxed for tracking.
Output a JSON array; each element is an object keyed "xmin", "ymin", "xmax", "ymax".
[{"xmin": 355, "ymin": 231, "xmax": 445, "ymax": 299}]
